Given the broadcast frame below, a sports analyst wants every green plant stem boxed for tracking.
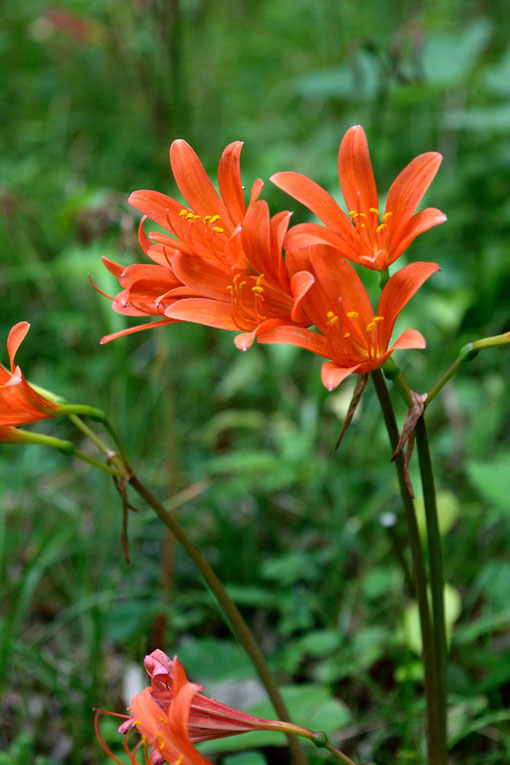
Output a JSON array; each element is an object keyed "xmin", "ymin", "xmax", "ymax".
[
  {"xmin": 425, "ymin": 357, "xmax": 462, "ymax": 407},
  {"xmin": 325, "ymin": 742, "xmax": 358, "ymax": 765},
  {"xmin": 415, "ymin": 417, "xmax": 447, "ymax": 762},
  {"xmin": 128, "ymin": 474, "xmax": 308, "ymax": 765},
  {"xmin": 71, "ymin": 449, "xmax": 125, "ymax": 478},
  {"xmin": 371, "ymin": 370, "xmax": 441, "ymax": 764},
  {"xmin": 69, "ymin": 415, "xmax": 126, "ymax": 474}
]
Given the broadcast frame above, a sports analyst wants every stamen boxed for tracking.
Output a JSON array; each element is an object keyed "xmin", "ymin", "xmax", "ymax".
[
  {"xmin": 178, "ymin": 209, "xmax": 187, "ymax": 216},
  {"xmin": 157, "ymin": 732, "xmax": 166, "ymax": 751},
  {"xmin": 252, "ymin": 273, "xmax": 265, "ymax": 294},
  {"xmin": 369, "ymin": 207, "xmax": 380, "ymax": 215},
  {"xmin": 213, "ymin": 226, "xmax": 224, "ymax": 233},
  {"xmin": 382, "ymin": 211, "xmax": 393, "ymax": 221},
  {"xmin": 94, "ymin": 711, "xmax": 126, "ymax": 765},
  {"xmin": 376, "ymin": 223, "xmax": 386, "ymax": 233},
  {"xmin": 159, "ymin": 717, "xmax": 167, "ymax": 725},
  {"xmin": 344, "ymin": 332, "xmax": 351, "ymax": 339},
  {"xmin": 327, "ymin": 311, "xmax": 339, "ymax": 326},
  {"xmin": 346, "ymin": 311, "xmax": 359, "ymax": 319},
  {"xmin": 209, "ymin": 215, "xmax": 220, "ymax": 223}
]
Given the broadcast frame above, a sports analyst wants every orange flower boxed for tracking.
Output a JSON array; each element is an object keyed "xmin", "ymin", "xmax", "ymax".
[
  {"xmin": 258, "ymin": 246, "xmax": 440, "ymax": 389},
  {"xmin": 0, "ymin": 322, "xmax": 60, "ymax": 426},
  {"xmin": 129, "ymin": 140, "xmax": 263, "ymax": 266},
  {"xmin": 271, "ymin": 125, "xmax": 446, "ymax": 271},
  {"xmin": 165, "ymin": 199, "xmax": 314, "ymax": 349},
  {"xmin": 96, "ymin": 651, "xmax": 315, "ymax": 765}
]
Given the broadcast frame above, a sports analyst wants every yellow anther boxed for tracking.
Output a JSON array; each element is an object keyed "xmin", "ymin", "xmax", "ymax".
[
  {"xmin": 209, "ymin": 214, "xmax": 220, "ymax": 223},
  {"xmin": 203, "ymin": 215, "xmax": 211, "ymax": 223},
  {"xmin": 233, "ymin": 274, "xmax": 241, "ymax": 285},
  {"xmin": 133, "ymin": 720, "xmax": 141, "ymax": 725},
  {"xmin": 376, "ymin": 223, "xmax": 386, "ymax": 233},
  {"xmin": 157, "ymin": 733, "xmax": 165, "ymax": 751},
  {"xmin": 159, "ymin": 717, "xmax": 167, "ymax": 725},
  {"xmin": 252, "ymin": 285, "xmax": 264, "ymax": 294},
  {"xmin": 213, "ymin": 226, "xmax": 224, "ymax": 233},
  {"xmin": 238, "ymin": 280, "xmax": 247, "ymax": 289},
  {"xmin": 382, "ymin": 211, "xmax": 393, "ymax": 221},
  {"xmin": 369, "ymin": 207, "xmax": 380, "ymax": 215},
  {"xmin": 185, "ymin": 212, "xmax": 196, "ymax": 221},
  {"xmin": 173, "ymin": 757, "xmax": 184, "ymax": 765},
  {"xmin": 327, "ymin": 311, "xmax": 338, "ymax": 326},
  {"xmin": 179, "ymin": 209, "xmax": 188, "ymax": 216},
  {"xmin": 360, "ymin": 223, "xmax": 366, "ymax": 228},
  {"xmin": 348, "ymin": 210, "xmax": 358, "ymax": 217},
  {"xmin": 226, "ymin": 285, "xmax": 233, "ymax": 292},
  {"xmin": 367, "ymin": 317, "xmax": 384, "ymax": 331},
  {"xmin": 373, "ymin": 315, "xmax": 384, "ymax": 323},
  {"xmin": 141, "ymin": 735, "xmax": 147, "ymax": 745},
  {"xmin": 346, "ymin": 311, "xmax": 359, "ymax": 319},
  {"xmin": 344, "ymin": 332, "xmax": 351, "ymax": 339}
]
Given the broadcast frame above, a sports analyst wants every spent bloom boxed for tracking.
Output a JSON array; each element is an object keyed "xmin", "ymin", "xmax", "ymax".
[
  {"xmin": 96, "ymin": 650, "xmax": 318, "ymax": 765},
  {"xmin": 0, "ymin": 322, "xmax": 61, "ymax": 427},
  {"xmin": 272, "ymin": 125, "xmax": 446, "ymax": 271},
  {"xmin": 259, "ymin": 246, "xmax": 440, "ymax": 390}
]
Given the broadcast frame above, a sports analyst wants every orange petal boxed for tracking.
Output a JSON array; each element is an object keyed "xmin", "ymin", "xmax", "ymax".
[
  {"xmin": 377, "ymin": 261, "xmax": 440, "ymax": 347},
  {"xmin": 258, "ymin": 325, "xmax": 328, "ymax": 357},
  {"xmin": 172, "ymin": 253, "xmax": 232, "ymax": 301},
  {"xmin": 388, "ymin": 328, "xmax": 427, "ymax": 352},
  {"xmin": 290, "ymin": 270, "xmax": 315, "ymax": 322},
  {"xmin": 321, "ymin": 362, "xmax": 361, "ymax": 391},
  {"xmin": 270, "ymin": 172, "xmax": 349, "ymax": 232},
  {"xmin": 249, "ymin": 178, "xmax": 264, "ymax": 206},
  {"xmin": 100, "ymin": 318, "xmax": 177, "ymax": 344},
  {"xmin": 389, "ymin": 207, "xmax": 447, "ymax": 264},
  {"xmin": 338, "ymin": 125, "xmax": 378, "ymax": 214},
  {"xmin": 165, "ymin": 298, "xmax": 236, "ymax": 331},
  {"xmin": 129, "ymin": 190, "xmax": 185, "ymax": 231},
  {"xmin": 234, "ymin": 318, "xmax": 288, "ymax": 351},
  {"xmin": 170, "ymin": 140, "xmax": 230, "ymax": 223},
  {"xmin": 7, "ymin": 322, "xmax": 30, "ymax": 373},
  {"xmin": 385, "ymin": 152, "xmax": 443, "ymax": 243},
  {"xmin": 217, "ymin": 141, "xmax": 246, "ymax": 225},
  {"xmin": 309, "ymin": 244, "xmax": 374, "ymax": 325}
]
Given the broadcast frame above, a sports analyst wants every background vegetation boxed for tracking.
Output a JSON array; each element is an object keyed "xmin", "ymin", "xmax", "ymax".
[{"xmin": 1, "ymin": 1, "xmax": 510, "ymax": 763}]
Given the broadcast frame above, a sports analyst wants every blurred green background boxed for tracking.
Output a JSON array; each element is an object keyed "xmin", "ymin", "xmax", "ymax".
[{"xmin": 1, "ymin": 1, "xmax": 510, "ymax": 763}]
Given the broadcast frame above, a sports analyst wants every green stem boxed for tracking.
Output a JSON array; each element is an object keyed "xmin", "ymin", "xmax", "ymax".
[
  {"xmin": 426, "ymin": 357, "xmax": 462, "ymax": 407},
  {"xmin": 128, "ymin": 474, "xmax": 308, "ymax": 765},
  {"xmin": 325, "ymin": 742, "xmax": 358, "ymax": 765},
  {"xmin": 415, "ymin": 417, "xmax": 447, "ymax": 763},
  {"xmin": 71, "ymin": 449, "xmax": 125, "ymax": 478},
  {"xmin": 69, "ymin": 415, "xmax": 126, "ymax": 474},
  {"xmin": 371, "ymin": 370, "xmax": 441, "ymax": 764}
]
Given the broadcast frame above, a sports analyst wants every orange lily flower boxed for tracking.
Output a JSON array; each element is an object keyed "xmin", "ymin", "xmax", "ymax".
[
  {"xmin": 96, "ymin": 651, "xmax": 316, "ymax": 765},
  {"xmin": 271, "ymin": 125, "xmax": 446, "ymax": 271},
  {"xmin": 129, "ymin": 139, "xmax": 263, "ymax": 267},
  {"xmin": 164, "ymin": 199, "xmax": 314, "ymax": 349},
  {"xmin": 0, "ymin": 322, "xmax": 60, "ymax": 426},
  {"xmin": 258, "ymin": 245, "xmax": 440, "ymax": 389}
]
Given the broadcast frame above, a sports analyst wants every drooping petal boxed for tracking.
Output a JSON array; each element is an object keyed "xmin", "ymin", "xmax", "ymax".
[
  {"xmin": 385, "ymin": 152, "xmax": 443, "ymax": 244},
  {"xmin": 270, "ymin": 172, "xmax": 350, "ymax": 232},
  {"xmin": 321, "ymin": 362, "xmax": 362, "ymax": 391},
  {"xmin": 284, "ymin": 222, "xmax": 346, "ymax": 252},
  {"xmin": 338, "ymin": 125, "xmax": 378, "ymax": 214},
  {"xmin": 240, "ymin": 200, "xmax": 273, "ymax": 278},
  {"xmin": 377, "ymin": 261, "xmax": 440, "ymax": 347},
  {"xmin": 389, "ymin": 207, "xmax": 447, "ymax": 264},
  {"xmin": 170, "ymin": 140, "xmax": 230, "ymax": 224},
  {"xmin": 100, "ymin": 319, "xmax": 177, "ymax": 344},
  {"xmin": 249, "ymin": 178, "xmax": 264, "ymax": 206},
  {"xmin": 168, "ymin": 684, "xmax": 213, "ymax": 765},
  {"xmin": 165, "ymin": 298, "xmax": 237, "ymax": 330},
  {"xmin": 217, "ymin": 141, "xmax": 246, "ymax": 224},
  {"xmin": 233, "ymin": 318, "xmax": 288, "ymax": 351}
]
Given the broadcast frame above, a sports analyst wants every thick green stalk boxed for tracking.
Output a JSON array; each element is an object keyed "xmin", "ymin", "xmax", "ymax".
[
  {"xmin": 371, "ymin": 370, "xmax": 441, "ymax": 763},
  {"xmin": 415, "ymin": 417, "xmax": 447, "ymax": 762},
  {"xmin": 128, "ymin": 474, "xmax": 308, "ymax": 765}
]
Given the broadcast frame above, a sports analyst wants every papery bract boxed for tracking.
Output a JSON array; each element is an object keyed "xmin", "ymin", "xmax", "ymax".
[
  {"xmin": 258, "ymin": 245, "xmax": 440, "ymax": 390},
  {"xmin": 0, "ymin": 322, "xmax": 61, "ymax": 426},
  {"xmin": 272, "ymin": 125, "xmax": 446, "ymax": 271}
]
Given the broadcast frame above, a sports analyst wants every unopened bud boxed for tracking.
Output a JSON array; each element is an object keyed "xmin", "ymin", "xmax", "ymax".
[
  {"xmin": 311, "ymin": 730, "xmax": 329, "ymax": 748},
  {"xmin": 459, "ymin": 343, "xmax": 479, "ymax": 362}
]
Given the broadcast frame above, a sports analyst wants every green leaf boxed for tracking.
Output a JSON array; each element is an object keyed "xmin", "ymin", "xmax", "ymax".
[
  {"xmin": 423, "ymin": 20, "xmax": 492, "ymax": 87},
  {"xmin": 468, "ymin": 454, "xmax": 510, "ymax": 510},
  {"xmin": 401, "ymin": 583, "xmax": 462, "ymax": 655},
  {"xmin": 414, "ymin": 491, "xmax": 460, "ymax": 543}
]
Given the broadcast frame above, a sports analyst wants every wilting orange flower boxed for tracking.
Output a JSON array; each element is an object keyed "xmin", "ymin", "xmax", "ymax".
[
  {"xmin": 0, "ymin": 322, "xmax": 60, "ymax": 426},
  {"xmin": 271, "ymin": 125, "xmax": 446, "ymax": 271},
  {"xmin": 96, "ymin": 651, "xmax": 315, "ymax": 765},
  {"xmin": 258, "ymin": 246, "xmax": 440, "ymax": 390}
]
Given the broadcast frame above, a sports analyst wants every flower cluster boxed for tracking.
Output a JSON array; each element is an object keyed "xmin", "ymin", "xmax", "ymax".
[
  {"xmin": 97, "ymin": 126, "xmax": 445, "ymax": 389},
  {"xmin": 95, "ymin": 650, "xmax": 315, "ymax": 765}
]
